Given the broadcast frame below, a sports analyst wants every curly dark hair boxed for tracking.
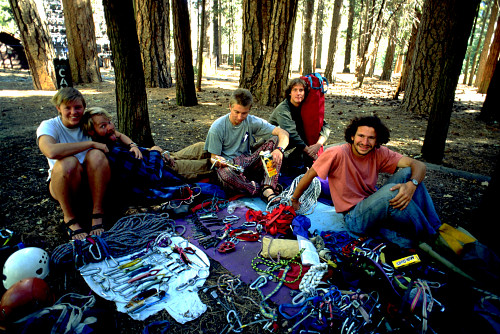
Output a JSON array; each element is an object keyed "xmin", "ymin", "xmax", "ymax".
[
  {"xmin": 284, "ymin": 78, "xmax": 308, "ymax": 101},
  {"xmin": 344, "ymin": 116, "xmax": 390, "ymax": 147}
]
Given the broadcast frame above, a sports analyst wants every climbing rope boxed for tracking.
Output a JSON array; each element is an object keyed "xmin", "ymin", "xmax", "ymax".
[
  {"xmin": 299, "ymin": 263, "xmax": 328, "ymax": 296},
  {"xmin": 266, "ymin": 173, "xmax": 321, "ymax": 215},
  {"xmin": 51, "ymin": 213, "xmax": 178, "ymax": 267}
]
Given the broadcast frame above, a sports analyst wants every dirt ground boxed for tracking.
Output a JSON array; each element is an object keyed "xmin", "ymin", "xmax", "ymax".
[{"xmin": 1, "ymin": 68, "xmax": 499, "ymax": 332}]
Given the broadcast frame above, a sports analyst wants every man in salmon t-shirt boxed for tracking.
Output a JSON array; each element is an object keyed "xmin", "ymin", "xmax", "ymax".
[{"xmin": 290, "ymin": 116, "xmax": 441, "ymax": 247}]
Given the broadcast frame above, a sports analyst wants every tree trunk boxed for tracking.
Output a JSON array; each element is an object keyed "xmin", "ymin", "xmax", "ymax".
[
  {"xmin": 313, "ymin": 0, "xmax": 324, "ymax": 70},
  {"xmin": 62, "ymin": 0, "xmax": 101, "ymax": 85},
  {"xmin": 380, "ymin": 11, "xmax": 400, "ymax": 81},
  {"xmin": 468, "ymin": 0, "xmax": 491, "ymax": 86},
  {"xmin": 240, "ymin": 0, "xmax": 271, "ymax": 90},
  {"xmin": 135, "ymin": 0, "xmax": 173, "ymax": 88},
  {"xmin": 367, "ymin": 26, "xmax": 382, "ymax": 77},
  {"xmin": 475, "ymin": 1, "xmax": 498, "ymax": 87},
  {"xmin": 393, "ymin": 8, "xmax": 420, "ymax": 100},
  {"xmin": 356, "ymin": 0, "xmax": 367, "ymax": 66},
  {"xmin": 479, "ymin": 59, "xmax": 500, "ymax": 122},
  {"xmin": 8, "ymin": 0, "xmax": 56, "ymax": 90},
  {"xmin": 172, "ymin": 0, "xmax": 198, "ymax": 106},
  {"xmin": 478, "ymin": 14, "xmax": 500, "ymax": 93},
  {"xmin": 324, "ymin": 0, "xmax": 342, "ymax": 83},
  {"xmin": 298, "ymin": 6, "xmax": 304, "ymax": 74},
  {"xmin": 103, "ymin": 0, "xmax": 154, "ymax": 147},
  {"xmin": 343, "ymin": 0, "xmax": 355, "ymax": 73},
  {"xmin": 474, "ymin": 150, "xmax": 500, "ymax": 254},
  {"xmin": 302, "ymin": 0, "xmax": 314, "ymax": 75},
  {"xmin": 213, "ymin": 0, "xmax": 221, "ymax": 68},
  {"xmin": 401, "ymin": 0, "xmax": 480, "ymax": 163},
  {"xmin": 196, "ymin": 0, "xmax": 206, "ymax": 92},
  {"xmin": 253, "ymin": 0, "xmax": 299, "ymax": 106},
  {"xmin": 462, "ymin": 11, "xmax": 479, "ymax": 84},
  {"xmin": 356, "ymin": 0, "xmax": 386, "ymax": 87}
]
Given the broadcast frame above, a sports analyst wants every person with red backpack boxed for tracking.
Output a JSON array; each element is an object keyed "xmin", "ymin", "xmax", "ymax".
[{"xmin": 269, "ymin": 77, "xmax": 331, "ymax": 173}]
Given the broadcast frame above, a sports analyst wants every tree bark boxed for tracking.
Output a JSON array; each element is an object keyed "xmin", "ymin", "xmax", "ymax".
[
  {"xmin": 475, "ymin": 1, "xmax": 498, "ymax": 87},
  {"xmin": 102, "ymin": 0, "xmax": 154, "ymax": 147},
  {"xmin": 172, "ymin": 0, "xmax": 198, "ymax": 106},
  {"xmin": 462, "ymin": 11, "xmax": 479, "ymax": 84},
  {"xmin": 343, "ymin": 0, "xmax": 355, "ymax": 73},
  {"xmin": 356, "ymin": 0, "xmax": 386, "ymax": 87},
  {"xmin": 324, "ymin": 0, "xmax": 342, "ymax": 83},
  {"xmin": 253, "ymin": 0, "xmax": 299, "ymax": 106},
  {"xmin": 468, "ymin": 0, "xmax": 491, "ymax": 86},
  {"xmin": 367, "ymin": 26, "xmax": 382, "ymax": 77},
  {"xmin": 401, "ymin": 0, "xmax": 480, "ymax": 163},
  {"xmin": 62, "ymin": 0, "xmax": 101, "ymax": 84},
  {"xmin": 479, "ymin": 59, "xmax": 500, "ymax": 122},
  {"xmin": 313, "ymin": 0, "xmax": 324, "ymax": 70},
  {"xmin": 380, "ymin": 11, "xmax": 400, "ymax": 81},
  {"xmin": 8, "ymin": 0, "xmax": 56, "ymax": 90},
  {"xmin": 240, "ymin": 0, "xmax": 268, "ymax": 90},
  {"xmin": 301, "ymin": 0, "xmax": 314, "ymax": 75},
  {"xmin": 196, "ymin": 0, "xmax": 206, "ymax": 92},
  {"xmin": 213, "ymin": 0, "xmax": 221, "ymax": 68},
  {"xmin": 478, "ymin": 14, "xmax": 500, "ymax": 93},
  {"xmin": 393, "ymin": 8, "xmax": 420, "ymax": 99},
  {"xmin": 135, "ymin": 0, "xmax": 173, "ymax": 89}
]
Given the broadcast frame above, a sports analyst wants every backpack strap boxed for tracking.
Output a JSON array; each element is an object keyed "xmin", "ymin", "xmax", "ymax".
[{"xmin": 302, "ymin": 72, "xmax": 329, "ymax": 94}]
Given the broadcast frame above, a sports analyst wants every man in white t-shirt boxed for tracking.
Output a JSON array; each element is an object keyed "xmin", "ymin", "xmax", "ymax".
[
  {"xmin": 37, "ymin": 87, "xmax": 110, "ymax": 240},
  {"xmin": 204, "ymin": 88, "xmax": 289, "ymax": 202}
]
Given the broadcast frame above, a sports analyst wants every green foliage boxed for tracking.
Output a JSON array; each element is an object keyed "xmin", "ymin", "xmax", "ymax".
[{"xmin": 0, "ymin": 0, "xmax": 17, "ymax": 34}]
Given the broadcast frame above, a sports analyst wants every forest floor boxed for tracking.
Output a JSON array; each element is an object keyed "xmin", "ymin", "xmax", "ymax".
[{"xmin": 0, "ymin": 67, "xmax": 499, "ymax": 333}]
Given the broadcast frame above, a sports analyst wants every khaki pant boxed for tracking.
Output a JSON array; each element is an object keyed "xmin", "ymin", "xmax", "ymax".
[{"xmin": 171, "ymin": 142, "xmax": 213, "ymax": 181}]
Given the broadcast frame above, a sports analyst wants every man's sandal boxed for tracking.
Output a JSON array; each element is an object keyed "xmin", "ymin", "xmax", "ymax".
[
  {"xmin": 65, "ymin": 219, "xmax": 87, "ymax": 240},
  {"xmin": 90, "ymin": 213, "xmax": 105, "ymax": 235},
  {"xmin": 260, "ymin": 185, "xmax": 278, "ymax": 204}
]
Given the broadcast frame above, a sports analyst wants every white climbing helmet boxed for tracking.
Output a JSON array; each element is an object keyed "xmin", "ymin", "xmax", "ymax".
[{"xmin": 2, "ymin": 247, "xmax": 50, "ymax": 290}]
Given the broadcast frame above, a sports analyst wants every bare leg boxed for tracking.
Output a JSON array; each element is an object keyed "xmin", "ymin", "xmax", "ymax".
[
  {"xmin": 85, "ymin": 149, "xmax": 111, "ymax": 236},
  {"xmin": 49, "ymin": 157, "xmax": 87, "ymax": 240}
]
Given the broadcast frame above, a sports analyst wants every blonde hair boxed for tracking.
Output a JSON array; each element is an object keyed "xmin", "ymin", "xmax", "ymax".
[
  {"xmin": 82, "ymin": 107, "xmax": 112, "ymax": 135},
  {"xmin": 51, "ymin": 87, "xmax": 86, "ymax": 109}
]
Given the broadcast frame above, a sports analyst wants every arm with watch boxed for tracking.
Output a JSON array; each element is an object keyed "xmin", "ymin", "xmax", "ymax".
[
  {"xmin": 270, "ymin": 126, "xmax": 289, "ymax": 166},
  {"xmin": 388, "ymin": 156, "xmax": 426, "ymax": 211},
  {"xmin": 113, "ymin": 130, "xmax": 143, "ymax": 160}
]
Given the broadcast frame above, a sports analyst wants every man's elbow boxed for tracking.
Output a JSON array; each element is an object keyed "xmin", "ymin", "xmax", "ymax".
[{"xmin": 279, "ymin": 128, "xmax": 289, "ymax": 138}]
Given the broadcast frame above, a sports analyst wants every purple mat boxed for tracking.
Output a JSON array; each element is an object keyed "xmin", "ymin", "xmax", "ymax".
[{"xmin": 176, "ymin": 206, "xmax": 297, "ymax": 305}]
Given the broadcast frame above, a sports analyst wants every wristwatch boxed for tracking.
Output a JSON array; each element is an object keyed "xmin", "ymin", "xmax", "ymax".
[
  {"xmin": 276, "ymin": 147, "xmax": 285, "ymax": 154},
  {"xmin": 410, "ymin": 178, "xmax": 419, "ymax": 186}
]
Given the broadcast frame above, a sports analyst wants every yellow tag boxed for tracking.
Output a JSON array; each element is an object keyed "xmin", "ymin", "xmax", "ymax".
[
  {"xmin": 259, "ymin": 151, "xmax": 277, "ymax": 177},
  {"xmin": 392, "ymin": 254, "xmax": 421, "ymax": 269}
]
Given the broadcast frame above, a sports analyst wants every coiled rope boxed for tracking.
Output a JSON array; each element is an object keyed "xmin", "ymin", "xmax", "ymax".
[
  {"xmin": 266, "ymin": 173, "xmax": 321, "ymax": 215},
  {"xmin": 298, "ymin": 263, "xmax": 328, "ymax": 296},
  {"xmin": 51, "ymin": 213, "xmax": 177, "ymax": 267}
]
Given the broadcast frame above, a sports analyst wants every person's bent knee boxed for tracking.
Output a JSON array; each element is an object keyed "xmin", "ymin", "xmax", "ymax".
[
  {"xmin": 377, "ymin": 183, "xmax": 399, "ymax": 200},
  {"xmin": 52, "ymin": 156, "xmax": 82, "ymax": 177},
  {"xmin": 85, "ymin": 149, "xmax": 110, "ymax": 168}
]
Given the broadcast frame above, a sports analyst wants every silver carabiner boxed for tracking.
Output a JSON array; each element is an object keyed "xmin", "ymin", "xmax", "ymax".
[{"xmin": 249, "ymin": 275, "xmax": 267, "ymax": 290}]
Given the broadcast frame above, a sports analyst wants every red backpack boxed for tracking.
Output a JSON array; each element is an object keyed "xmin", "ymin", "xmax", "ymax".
[{"xmin": 299, "ymin": 73, "xmax": 328, "ymax": 157}]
